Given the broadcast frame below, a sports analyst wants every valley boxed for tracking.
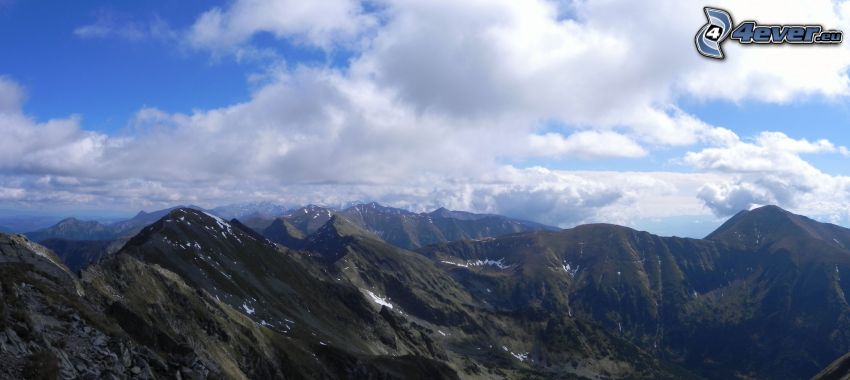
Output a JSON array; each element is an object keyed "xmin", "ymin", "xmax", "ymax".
[{"xmin": 2, "ymin": 204, "xmax": 850, "ymax": 379}]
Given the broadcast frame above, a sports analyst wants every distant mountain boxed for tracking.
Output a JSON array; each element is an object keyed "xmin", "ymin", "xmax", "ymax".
[
  {"xmin": 262, "ymin": 202, "xmax": 557, "ymax": 250},
  {"xmin": 209, "ymin": 201, "xmax": 290, "ymax": 220},
  {"xmin": 276, "ymin": 204, "xmax": 337, "ymax": 236},
  {"xmin": 38, "ymin": 238, "xmax": 125, "ymax": 272},
  {"xmin": 4, "ymin": 208, "xmax": 691, "ymax": 379},
  {"xmin": 25, "ymin": 205, "xmax": 205, "ymax": 242},
  {"xmin": 116, "ymin": 209, "xmax": 437, "ymax": 367},
  {"xmin": 261, "ymin": 217, "xmax": 307, "ymax": 248},
  {"xmin": 11, "ymin": 203, "xmax": 850, "ymax": 379},
  {"xmin": 2, "ymin": 218, "xmax": 460, "ymax": 379},
  {"xmin": 706, "ymin": 204, "xmax": 850, "ymax": 250},
  {"xmin": 23, "ymin": 206, "xmax": 206, "ymax": 271},
  {"xmin": 25, "ymin": 218, "xmax": 115, "ymax": 241},
  {"xmin": 0, "ymin": 215, "xmax": 62, "ymax": 233},
  {"xmin": 295, "ymin": 213, "xmax": 689, "ymax": 378},
  {"xmin": 419, "ymin": 205, "xmax": 850, "ymax": 379}
]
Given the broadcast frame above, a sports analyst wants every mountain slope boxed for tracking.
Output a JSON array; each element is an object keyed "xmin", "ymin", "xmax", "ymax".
[
  {"xmin": 707, "ymin": 205, "xmax": 850, "ymax": 251},
  {"xmin": 814, "ymin": 352, "xmax": 850, "ymax": 380},
  {"xmin": 101, "ymin": 208, "xmax": 690, "ymax": 378},
  {"xmin": 119, "ymin": 209, "xmax": 404, "ymax": 354},
  {"xmin": 25, "ymin": 205, "xmax": 850, "ymax": 378},
  {"xmin": 262, "ymin": 202, "xmax": 557, "ymax": 250},
  {"xmin": 420, "ymin": 205, "xmax": 850, "ymax": 379},
  {"xmin": 38, "ymin": 238, "xmax": 125, "ymax": 272},
  {"xmin": 299, "ymin": 214, "xmax": 693, "ymax": 379},
  {"xmin": 1, "ymin": 227, "xmax": 461, "ymax": 379},
  {"xmin": 25, "ymin": 205, "xmax": 205, "ymax": 242},
  {"xmin": 0, "ymin": 233, "xmax": 224, "ymax": 379},
  {"xmin": 25, "ymin": 218, "xmax": 115, "ymax": 241}
]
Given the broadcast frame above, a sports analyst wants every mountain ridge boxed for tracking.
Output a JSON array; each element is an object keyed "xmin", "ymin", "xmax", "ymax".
[
  {"xmin": 7, "ymin": 203, "xmax": 850, "ymax": 378},
  {"xmin": 418, "ymin": 205, "xmax": 850, "ymax": 379},
  {"xmin": 263, "ymin": 202, "xmax": 559, "ymax": 250}
]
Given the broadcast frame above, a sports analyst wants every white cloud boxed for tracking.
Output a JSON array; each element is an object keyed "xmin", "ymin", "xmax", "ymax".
[
  {"xmin": 684, "ymin": 132, "xmax": 850, "ymax": 217},
  {"xmin": 528, "ymin": 131, "xmax": 647, "ymax": 159},
  {"xmin": 6, "ymin": 0, "xmax": 850, "ymax": 228},
  {"xmin": 187, "ymin": 0, "xmax": 376, "ymax": 52},
  {"xmin": 74, "ymin": 11, "xmax": 176, "ymax": 42},
  {"xmin": 0, "ymin": 78, "xmax": 107, "ymax": 177},
  {"xmin": 0, "ymin": 76, "xmax": 23, "ymax": 113},
  {"xmin": 350, "ymin": 0, "xmax": 717, "ymax": 146},
  {"xmin": 683, "ymin": 132, "xmax": 847, "ymax": 175},
  {"xmin": 683, "ymin": 0, "xmax": 850, "ymax": 103},
  {"xmin": 0, "ymin": 168, "xmax": 723, "ymax": 229}
]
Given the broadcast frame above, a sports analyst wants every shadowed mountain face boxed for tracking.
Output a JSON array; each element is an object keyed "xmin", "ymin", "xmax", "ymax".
[
  {"xmin": 814, "ymin": 351, "xmax": 850, "ymax": 380},
  {"xmin": 419, "ymin": 205, "xmax": 850, "ymax": 379},
  {"xmin": 262, "ymin": 202, "xmax": 557, "ymax": 250},
  {"xmin": 7, "ymin": 204, "xmax": 850, "ymax": 379},
  {"xmin": 25, "ymin": 202, "xmax": 555, "ymax": 276},
  {"xmin": 24, "ymin": 206, "xmax": 206, "ymax": 242},
  {"xmin": 0, "ymin": 209, "xmax": 691, "ymax": 379},
  {"xmin": 2, "ymin": 214, "xmax": 462, "ymax": 379},
  {"xmin": 37, "ymin": 238, "xmax": 125, "ymax": 272},
  {"xmin": 23, "ymin": 206, "xmax": 207, "ymax": 273},
  {"xmin": 26, "ymin": 218, "xmax": 115, "ymax": 241}
]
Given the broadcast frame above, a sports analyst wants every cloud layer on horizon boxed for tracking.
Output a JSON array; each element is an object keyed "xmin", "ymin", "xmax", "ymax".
[{"xmin": 2, "ymin": 0, "xmax": 850, "ymax": 227}]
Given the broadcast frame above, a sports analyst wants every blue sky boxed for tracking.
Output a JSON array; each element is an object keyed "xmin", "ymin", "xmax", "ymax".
[
  {"xmin": 1, "ymin": 0, "xmax": 850, "ymax": 236},
  {"xmin": 1, "ymin": 1, "xmax": 257, "ymax": 127}
]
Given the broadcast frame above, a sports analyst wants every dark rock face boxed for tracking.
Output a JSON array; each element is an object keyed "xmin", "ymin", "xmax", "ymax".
[
  {"xmin": 814, "ymin": 351, "xmax": 850, "ymax": 380},
  {"xmin": 12, "ymin": 204, "xmax": 850, "ymax": 379},
  {"xmin": 420, "ymin": 206, "xmax": 850, "ymax": 379},
  {"xmin": 38, "ymin": 238, "xmax": 125, "ymax": 272},
  {"xmin": 0, "ymin": 209, "xmax": 690, "ymax": 379},
  {"xmin": 25, "ymin": 205, "xmax": 205, "ymax": 242},
  {"xmin": 24, "ymin": 218, "xmax": 115, "ymax": 241},
  {"xmin": 0, "ymin": 234, "xmax": 167, "ymax": 380}
]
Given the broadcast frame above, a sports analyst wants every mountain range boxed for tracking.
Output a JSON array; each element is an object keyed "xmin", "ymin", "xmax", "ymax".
[
  {"xmin": 24, "ymin": 206, "xmax": 207, "ymax": 242},
  {"xmin": 24, "ymin": 203, "xmax": 555, "ymax": 272},
  {"xmin": 261, "ymin": 202, "xmax": 556, "ymax": 250},
  {"xmin": 2, "ymin": 204, "xmax": 850, "ymax": 379},
  {"xmin": 0, "ymin": 215, "xmax": 63, "ymax": 234}
]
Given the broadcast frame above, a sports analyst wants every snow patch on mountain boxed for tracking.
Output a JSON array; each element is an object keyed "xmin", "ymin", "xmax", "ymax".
[{"xmin": 364, "ymin": 289, "xmax": 393, "ymax": 309}]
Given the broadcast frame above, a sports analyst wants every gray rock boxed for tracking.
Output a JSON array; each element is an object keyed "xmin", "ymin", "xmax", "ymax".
[
  {"xmin": 122, "ymin": 349, "xmax": 132, "ymax": 367},
  {"xmin": 93, "ymin": 335, "xmax": 107, "ymax": 347}
]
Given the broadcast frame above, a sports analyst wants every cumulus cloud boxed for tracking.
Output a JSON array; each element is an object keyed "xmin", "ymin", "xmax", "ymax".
[
  {"xmin": 350, "ymin": 0, "xmax": 719, "ymax": 147},
  {"xmin": 186, "ymin": 0, "xmax": 376, "ymax": 52},
  {"xmin": 528, "ymin": 131, "xmax": 647, "ymax": 159},
  {"xmin": 684, "ymin": 132, "xmax": 850, "ymax": 217},
  {"xmin": 0, "ymin": 70, "xmax": 713, "ymax": 227},
  {"xmin": 0, "ymin": 78, "xmax": 108, "ymax": 177},
  {"xmin": 6, "ymin": 0, "xmax": 850, "ymax": 227},
  {"xmin": 683, "ymin": 0, "xmax": 850, "ymax": 102}
]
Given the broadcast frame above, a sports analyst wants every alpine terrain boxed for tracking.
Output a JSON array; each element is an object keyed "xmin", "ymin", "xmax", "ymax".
[{"xmin": 1, "ymin": 204, "xmax": 850, "ymax": 379}]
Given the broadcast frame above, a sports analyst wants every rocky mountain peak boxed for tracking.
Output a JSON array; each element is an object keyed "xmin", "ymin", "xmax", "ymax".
[
  {"xmin": 0, "ymin": 233, "xmax": 81, "ymax": 295},
  {"xmin": 705, "ymin": 205, "xmax": 850, "ymax": 250},
  {"xmin": 311, "ymin": 214, "xmax": 375, "ymax": 241}
]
